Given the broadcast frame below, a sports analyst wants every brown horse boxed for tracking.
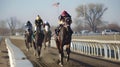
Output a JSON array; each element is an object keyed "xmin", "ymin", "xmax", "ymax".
[
  {"xmin": 55, "ymin": 24, "xmax": 73, "ymax": 66},
  {"xmin": 33, "ymin": 23, "xmax": 44, "ymax": 58},
  {"xmin": 24, "ymin": 28, "xmax": 33, "ymax": 51}
]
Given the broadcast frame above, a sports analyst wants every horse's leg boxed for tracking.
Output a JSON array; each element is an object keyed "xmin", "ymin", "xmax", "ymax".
[
  {"xmin": 39, "ymin": 44, "xmax": 42, "ymax": 57},
  {"xmin": 30, "ymin": 36, "xmax": 32, "ymax": 47},
  {"xmin": 30, "ymin": 42, "xmax": 32, "ymax": 48},
  {"xmin": 29, "ymin": 38, "xmax": 33, "ymax": 50},
  {"xmin": 33, "ymin": 41, "xmax": 36, "ymax": 56},
  {"xmin": 34, "ymin": 38, "xmax": 39, "ymax": 58},
  {"xmin": 55, "ymin": 39, "xmax": 60, "ymax": 53},
  {"xmin": 59, "ymin": 45, "xmax": 64, "ymax": 66},
  {"xmin": 25, "ymin": 40, "xmax": 29, "ymax": 51},
  {"xmin": 43, "ymin": 40, "xmax": 46, "ymax": 50},
  {"xmin": 28, "ymin": 42, "xmax": 32, "ymax": 50},
  {"xmin": 43, "ymin": 33, "xmax": 47, "ymax": 49},
  {"xmin": 66, "ymin": 44, "xmax": 71, "ymax": 62},
  {"xmin": 36, "ymin": 41, "xmax": 40, "ymax": 58},
  {"xmin": 37, "ymin": 46, "xmax": 40, "ymax": 58},
  {"xmin": 48, "ymin": 31, "xmax": 51, "ymax": 48},
  {"xmin": 29, "ymin": 42, "xmax": 32, "ymax": 50},
  {"xmin": 37, "ymin": 43, "xmax": 42, "ymax": 58},
  {"xmin": 48, "ymin": 39, "xmax": 51, "ymax": 47},
  {"xmin": 28, "ymin": 43, "xmax": 30, "ymax": 50}
]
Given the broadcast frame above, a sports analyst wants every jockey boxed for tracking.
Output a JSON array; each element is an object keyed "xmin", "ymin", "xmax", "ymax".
[
  {"xmin": 55, "ymin": 10, "xmax": 73, "ymax": 36},
  {"xmin": 34, "ymin": 15, "xmax": 43, "ymax": 32},
  {"xmin": 32, "ymin": 15, "xmax": 44, "ymax": 40},
  {"xmin": 25, "ymin": 21, "xmax": 32, "ymax": 32}
]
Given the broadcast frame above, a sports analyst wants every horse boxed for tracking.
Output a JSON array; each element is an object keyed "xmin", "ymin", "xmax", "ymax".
[
  {"xmin": 33, "ymin": 22, "xmax": 44, "ymax": 58},
  {"xmin": 24, "ymin": 28, "xmax": 33, "ymax": 51},
  {"xmin": 43, "ymin": 24, "xmax": 52, "ymax": 49},
  {"xmin": 55, "ymin": 17, "xmax": 73, "ymax": 66}
]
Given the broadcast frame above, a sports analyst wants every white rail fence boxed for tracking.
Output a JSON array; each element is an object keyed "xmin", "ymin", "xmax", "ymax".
[
  {"xmin": 71, "ymin": 39, "xmax": 120, "ymax": 61},
  {"xmin": 51, "ymin": 38, "xmax": 120, "ymax": 61}
]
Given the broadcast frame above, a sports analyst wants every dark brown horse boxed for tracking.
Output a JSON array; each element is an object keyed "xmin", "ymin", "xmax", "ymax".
[
  {"xmin": 55, "ymin": 21, "xmax": 73, "ymax": 66},
  {"xmin": 33, "ymin": 22, "xmax": 44, "ymax": 58},
  {"xmin": 24, "ymin": 28, "xmax": 33, "ymax": 51}
]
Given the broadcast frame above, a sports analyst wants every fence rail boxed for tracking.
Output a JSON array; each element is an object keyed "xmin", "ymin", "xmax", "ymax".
[{"xmin": 70, "ymin": 39, "xmax": 120, "ymax": 61}]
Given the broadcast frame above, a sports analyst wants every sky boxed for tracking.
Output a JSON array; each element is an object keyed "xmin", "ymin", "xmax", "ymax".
[{"xmin": 0, "ymin": 0, "xmax": 120, "ymax": 26}]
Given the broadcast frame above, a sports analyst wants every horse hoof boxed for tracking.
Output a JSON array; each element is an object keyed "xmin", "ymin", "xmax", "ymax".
[{"xmin": 59, "ymin": 62, "xmax": 63, "ymax": 67}]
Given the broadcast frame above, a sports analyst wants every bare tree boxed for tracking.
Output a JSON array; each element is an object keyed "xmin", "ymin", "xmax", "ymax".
[
  {"xmin": 76, "ymin": 3, "xmax": 107, "ymax": 32},
  {"xmin": 7, "ymin": 17, "xmax": 17, "ymax": 35},
  {"xmin": 0, "ymin": 20, "xmax": 7, "ymax": 28},
  {"xmin": 0, "ymin": 20, "xmax": 9, "ymax": 35}
]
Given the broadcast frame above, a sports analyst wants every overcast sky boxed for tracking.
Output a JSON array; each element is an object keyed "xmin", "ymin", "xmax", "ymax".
[{"xmin": 0, "ymin": 0, "xmax": 120, "ymax": 26}]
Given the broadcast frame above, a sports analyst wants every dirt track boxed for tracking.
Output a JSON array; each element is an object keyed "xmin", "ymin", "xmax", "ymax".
[
  {"xmin": 10, "ymin": 39, "xmax": 85, "ymax": 67},
  {"xmin": 10, "ymin": 38, "xmax": 120, "ymax": 67}
]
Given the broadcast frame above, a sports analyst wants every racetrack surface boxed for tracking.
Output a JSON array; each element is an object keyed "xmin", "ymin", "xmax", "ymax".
[{"xmin": 10, "ymin": 38, "xmax": 120, "ymax": 67}]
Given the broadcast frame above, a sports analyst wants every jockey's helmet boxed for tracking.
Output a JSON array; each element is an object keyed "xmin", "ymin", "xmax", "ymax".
[
  {"xmin": 36, "ymin": 15, "xmax": 41, "ymax": 20},
  {"xmin": 61, "ymin": 10, "xmax": 68, "ymax": 16},
  {"xmin": 27, "ymin": 21, "xmax": 31, "ymax": 25}
]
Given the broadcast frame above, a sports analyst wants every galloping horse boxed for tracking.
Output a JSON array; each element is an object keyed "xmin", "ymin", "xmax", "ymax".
[
  {"xmin": 55, "ymin": 17, "xmax": 73, "ymax": 66},
  {"xmin": 33, "ymin": 20, "xmax": 44, "ymax": 58},
  {"xmin": 43, "ymin": 24, "xmax": 52, "ymax": 49},
  {"xmin": 24, "ymin": 28, "xmax": 33, "ymax": 51}
]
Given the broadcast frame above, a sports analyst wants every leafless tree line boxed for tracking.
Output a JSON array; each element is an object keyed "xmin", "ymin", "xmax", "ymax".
[
  {"xmin": 0, "ymin": 17, "xmax": 24, "ymax": 36},
  {"xmin": 75, "ymin": 3, "xmax": 107, "ymax": 32},
  {"xmin": 73, "ymin": 3, "xmax": 120, "ymax": 33}
]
